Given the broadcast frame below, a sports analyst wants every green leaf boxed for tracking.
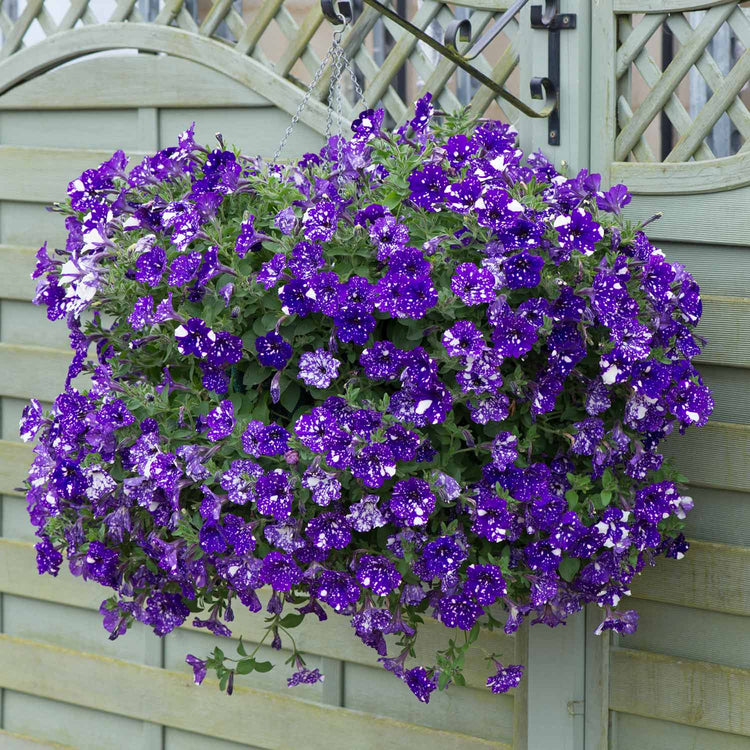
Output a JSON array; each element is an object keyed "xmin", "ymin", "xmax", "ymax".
[
  {"xmin": 558, "ymin": 557, "xmax": 581, "ymax": 582},
  {"xmin": 253, "ymin": 660, "xmax": 274, "ymax": 673},
  {"xmin": 565, "ymin": 490, "xmax": 579, "ymax": 509},
  {"xmin": 280, "ymin": 382, "xmax": 301, "ymax": 412},
  {"xmin": 438, "ymin": 671, "xmax": 451, "ymax": 690},
  {"xmin": 236, "ymin": 658, "xmax": 255, "ymax": 674},
  {"xmin": 237, "ymin": 639, "xmax": 248, "ymax": 657},
  {"xmin": 279, "ymin": 613, "xmax": 305, "ymax": 628}
]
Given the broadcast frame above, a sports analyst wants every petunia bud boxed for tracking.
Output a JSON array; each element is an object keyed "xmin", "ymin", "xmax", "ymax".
[{"xmin": 270, "ymin": 371, "xmax": 282, "ymax": 404}]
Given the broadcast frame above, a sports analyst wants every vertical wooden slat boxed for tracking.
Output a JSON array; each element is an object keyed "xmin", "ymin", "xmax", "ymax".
[
  {"xmin": 589, "ymin": 0, "xmax": 618, "ymax": 185},
  {"xmin": 584, "ymin": 606, "xmax": 610, "ymax": 750}
]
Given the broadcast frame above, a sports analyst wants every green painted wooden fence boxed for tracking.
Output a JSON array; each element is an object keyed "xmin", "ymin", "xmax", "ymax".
[{"xmin": 0, "ymin": 0, "xmax": 748, "ymax": 748}]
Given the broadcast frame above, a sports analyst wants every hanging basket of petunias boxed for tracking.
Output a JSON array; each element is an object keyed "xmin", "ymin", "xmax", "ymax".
[{"xmin": 22, "ymin": 95, "xmax": 712, "ymax": 702}]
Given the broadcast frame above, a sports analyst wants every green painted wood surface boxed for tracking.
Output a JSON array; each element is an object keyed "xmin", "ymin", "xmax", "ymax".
[
  {"xmin": 0, "ymin": 635, "xmax": 511, "ymax": 750},
  {"xmin": 609, "ymin": 648, "xmax": 750, "ymax": 736},
  {"xmin": 614, "ymin": 0, "xmax": 739, "ymax": 11},
  {"xmin": 613, "ymin": 715, "xmax": 750, "ymax": 750},
  {"xmin": 629, "ymin": 540, "xmax": 750, "ymax": 616},
  {"xmin": 622, "ymin": 187, "xmax": 750, "ymax": 245},
  {"xmin": 622, "ymin": 599, "xmax": 750, "ymax": 671},
  {"xmin": 0, "ymin": 729, "xmax": 74, "ymax": 750}
]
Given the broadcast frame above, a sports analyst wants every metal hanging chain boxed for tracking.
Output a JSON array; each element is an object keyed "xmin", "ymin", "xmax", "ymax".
[{"xmin": 272, "ymin": 16, "xmax": 366, "ymax": 165}]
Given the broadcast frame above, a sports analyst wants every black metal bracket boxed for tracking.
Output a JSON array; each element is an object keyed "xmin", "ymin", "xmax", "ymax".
[
  {"xmin": 321, "ymin": 0, "xmax": 557, "ymax": 120},
  {"xmin": 530, "ymin": 1, "xmax": 576, "ymax": 145}
]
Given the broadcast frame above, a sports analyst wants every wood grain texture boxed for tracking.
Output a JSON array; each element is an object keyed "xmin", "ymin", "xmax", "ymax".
[
  {"xmin": 614, "ymin": 0, "xmax": 740, "ymax": 10},
  {"xmin": 0, "ymin": 440, "xmax": 32, "ymax": 497},
  {"xmin": 662, "ymin": 421, "xmax": 750, "ymax": 493},
  {"xmin": 0, "ymin": 342, "xmax": 76, "ymax": 401},
  {"xmin": 0, "ymin": 634, "xmax": 511, "ymax": 750},
  {"xmin": 696, "ymin": 295, "xmax": 750, "ymax": 369},
  {"xmin": 611, "ymin": 151, "xmax": 750, "ymax": 193},
  {"xmin": 629, "ymin": 539, "xmax": 750, "ymax": 616},
  {"xmin": 0, "ymin": 245, "xmax": 36, "ymax": 302},
  {"xmin": 622, "ymin": 598, "xmax": 750, "ymax": 671},
  {"xmin": 0, "ymin": 145, "xmax": 147, "ymax": 203},
  {"xmin": 0, "ymin": 730, "xmax": 74, "ymax": 750},
  {"xmin": 614, "ymin": 714, "xmax": 750, "ymax": 750},
  {"xmin": 610, "ymin": 647, "xmax": 750, "ymax": 736},
  {"xmin": 622, "ymin": 188, "xmax": 750, "ymax": 245}
]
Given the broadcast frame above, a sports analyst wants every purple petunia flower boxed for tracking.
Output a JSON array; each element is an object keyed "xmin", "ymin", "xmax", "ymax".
[
  {"xmin": 260, "ymin": 551, "xmax": 302, "ymax": 592},
  {"xmin": 370, "ymin": 215, "xmax": 409, "ymax": 261},
  {"xmin": 303, "ymin": 201, "xmax": 338, "ymax": 242},
  {"xmin": 352, "ymin": 443, "xmax": 397, "ymax": 489},
  {"xmin": 404, "ymin": 667, "xmax": 438, "ymax": 703},
  {"xmin": 206, "ymin": 400, "xmax": 235, "ymax": 441},
  {"xmin": 439, "ymin": 593, "xmax": 483, "ymax": 630},
  {"xmin": 408, "ymin": 165, "xmax": 448, "ymax": 211},
  {"xmin": 360, "ymin": 342, "xmax": 406, "ymax": 380},
  {"xmin": 554, "ymin": 207, "xmax": 604, "ymax": 257},
  {"xmin": 235, "ymin": 215, "xmax": 264, "ymax": 257},
  {"xmin": 451, "ymin": 262, "xmax": 496, "ymax": 305},
  {"xmin": 175, "ymin": 317, "xmax": 215, "ymax": 358},
  {"xmin": 390, "ymin": 478, "xmax": 436, "ymax": 527},
  {"xmin": 465, "ymin": 564, "xmax": 507, "ymax": 605},
  {"xmin": 442, "ymin": 320, "xmax": 485, "ymax": 359},
  {"xmin": 486, "ymin": 663, "xmax": 524, "ymax": 694},
  {"xmin": 255, "ymin": 332, "xmax": 292, "ymax": 370},
  {"xmin": 255, "ymin": 469, "xmax": 294, "ymax": 520},
  {"xmin": 305, "ymin": 513, "xmax": 352, "ymax": 551},
  {"xmin": 504, "ymin": 251, "xmax": 545, "ymax": 289},
  {"xmin": 355, "ymin": 554, "xmax": 402, "ymax": 596},
  {"xmin": 311, "ymin": 570, "xmax": 361, "ymax": 612},
  {"xmin": 298, "ymin": 349, "xmax": 341, "ymax": 389},
  {"xmin": 334, "ymin": 304, "xmax": 376, "ymax": 345}
]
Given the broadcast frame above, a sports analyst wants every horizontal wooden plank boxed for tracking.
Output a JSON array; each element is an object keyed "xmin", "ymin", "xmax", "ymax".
[
  {"xmin": 683, "ymin": 486, "xmax": 750, "ymax": 548},
  {"xmin": 2, "ymin": 689, "xmax": 154, "ymax": 749},
  {"xmin": 0, "ymin": 342, "xmax": 73, "ymax": 401},
  {"xmin": 0, "ymin": 538, "xmax": 517, "ymax": 691},
  {"xmin": 0, "ymin": 729, "xmax": 75, "ymax": 750},
  {"xmin": 0, "ymin": 54, "xmax": 271, "ymax": 110},
  {"xmin": 611, "ymin": 151, "xmax": 750, "ymax": 194},
  {"xmin": 698, "ymin": 365, "xmax": 750, "ymax": 425},
  {"xmin": 0, "ymin": 634, "xmax": 510, "ymax": 750},
  {"xmin": 630, "ymin": 539, "xmax": 750, "ymax": 617},
  {"xmin": 663, "ymin": 421, "xmax": 750, "ymax": 494},
  {"xmin": 696, "ymin": 295, "xmax": 750, "ymax": 369},
  {"xmin": 623, "ymin": 187, "xmax": 750, "ymax": 246},
  {"xmin": 614, "ymin": 713, "xmax": 750, "ymax": 750},
  {"xmin": 660, "ymin": 240, "xmax": 750, "ymax": 299},
  {"xmin": 0, "ymin": 146, "xmax": 148, "ymax": 204},
  {"xmin": 614, "ymin": 0, "xmax": 740, "ymax": 11},
  {"xmin": 623, "ymin": 598, "xmax": 750, "ymax": 671},
  {"xmin": 0, "ymin": 245, "xmax": 37, "ymax": 301},
  {"xmin": 610, "ymin": 647, "xmax": 750, "ymax": 736},
  {"xmin": 0, "ymin": 440, "xmax": 32, "ymax": 496},
  {"xmin": 0, "ymin": 109, "xmax": 142, "ymax": 151}
]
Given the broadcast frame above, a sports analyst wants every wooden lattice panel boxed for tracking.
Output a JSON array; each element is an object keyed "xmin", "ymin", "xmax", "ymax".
[
  {"xmin": 614, "ymin": 0, "xmax": 750, "ymax": 162},
  {"xmin": 0, "ymin": 0, "xmax": 523, "ymax": 127}
]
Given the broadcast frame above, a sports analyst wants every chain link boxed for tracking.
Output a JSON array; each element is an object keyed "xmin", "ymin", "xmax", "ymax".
[{"xmin": 272, "ymin": 14, "xmax": 367, "ymax": 168}]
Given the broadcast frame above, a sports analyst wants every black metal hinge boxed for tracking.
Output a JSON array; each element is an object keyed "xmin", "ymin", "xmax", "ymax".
[{"xmin": 530, "ymin": 2, "xmax": 576, "ymax": 145}]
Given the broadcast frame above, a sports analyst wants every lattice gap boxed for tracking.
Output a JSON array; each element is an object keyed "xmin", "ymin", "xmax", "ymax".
[
  {"xmin": 0, "ymin": 0, "xmax": 524, "ymax": 126},
  {"xmin": 616, "ymin": 4, "xmax": 750, "ymax": 164}
]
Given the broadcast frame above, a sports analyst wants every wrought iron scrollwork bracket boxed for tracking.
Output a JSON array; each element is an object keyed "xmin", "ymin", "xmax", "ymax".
[
  {"xmin": 321, "ymin": 0, "xmax": 556, "ymax": 121},
  {"xmin": 530, "ymin": 1, "xmax": 576, "ymax": 145}
]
